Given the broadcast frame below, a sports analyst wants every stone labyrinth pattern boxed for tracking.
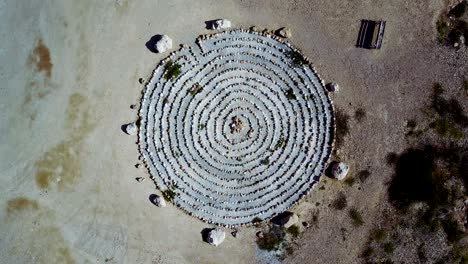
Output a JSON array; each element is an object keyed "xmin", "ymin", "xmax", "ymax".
[{"xmin": 139, "ymin": 29, "xmax": 334, "ymax": 226}]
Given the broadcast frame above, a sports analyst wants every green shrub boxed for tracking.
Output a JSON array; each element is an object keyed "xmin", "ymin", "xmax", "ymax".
[
  {"xmin": 164, "ymin": 60, "xmax": 182, "ymax": 80},
  {"xmin": 371, "ymin": 228, "xmax": 387, "ymax": 241},
  {"xmin": 161, "ymin": 187, "xmax": 177, "ymax": 202},
  {"xmin": 383, "ymin": 242, "xmax": 395, "ymax": 254},
  {"xmin": 332, "ymin": 192, "xmax": 347, "ymax": 210},
  {"xmin": 285, "ymin": 88, "xmax": 297, "ymax": 100},
  {"xmin": 256, "ymin": 228, "xmax": 285, "ymax": 251},
  {"xmin": 344, "ymin": 177, "xmax": 356, "ymax": 186},
  {"xmin": 349, "ymin": 208, "xmax": 364, "ymax": 226},
  {"xmin": 431, "ymin": 119, "xmax": 464, "ymax": 139},
  {"xmin": 260, "ymin": 157, "xmax": 270, "ymax": 165},
  {"xmin": 188, "ymin": 83, "xmax": 203, "ymax": 95},
  {"xmin": 275, "ymin": 137, "xmax": 286, "ymax": 150}
]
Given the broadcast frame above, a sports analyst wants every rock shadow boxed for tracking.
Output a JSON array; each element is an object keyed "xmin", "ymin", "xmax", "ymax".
[
  {"xmin": 145, "ymin": 34, "xmax": 163, "ymax": 53},
  {"xmin": 148, "ymin": 194, "xmax": 158, "ymax": 206},
  {"xmin": 204, "ymin": 19, "xmax": 221, "ymax": 30},
  {"xmin": 201, "ymin": 228, "xmax": 215, "ymax": 243}
]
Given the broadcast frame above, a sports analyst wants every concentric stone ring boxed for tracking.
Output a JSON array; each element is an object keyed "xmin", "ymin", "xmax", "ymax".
[{"xmin": 139, "ymin": 29, "xmax": 334, "ymax": 226}]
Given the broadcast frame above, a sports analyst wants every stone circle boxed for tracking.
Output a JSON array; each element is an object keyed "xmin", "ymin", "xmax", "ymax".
[{"xmin": 139, "ymin": 29, "xmax": 334, "ymax": 226}]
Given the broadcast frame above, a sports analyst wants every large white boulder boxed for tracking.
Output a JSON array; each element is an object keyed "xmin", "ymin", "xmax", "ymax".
[
  {"xmin": 207, "ymin": 229, "xmax": 226, "ymax": 246},
  {"xmin": 155, "ymin": 35, "xmax": 172, "ymax": 53},
  {"xmin": 124, "ymin": 122, "xmax": 137, "ymax": 135},
  {"xmin": 331, "ymin": 162, "xmax": 349, "ymax": 180},
  {"xmin": 210, "ymin": 19, "xmax": 231, "ymax": 30},
  {"xmin": 152, "ymin": 195, "xmax": 166, "ymax": 207}
]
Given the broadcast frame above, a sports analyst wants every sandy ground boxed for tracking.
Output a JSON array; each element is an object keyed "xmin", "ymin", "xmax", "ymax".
[{"xmin": 0, "ymin": 0, "xmax": 467, "ymax": 263}]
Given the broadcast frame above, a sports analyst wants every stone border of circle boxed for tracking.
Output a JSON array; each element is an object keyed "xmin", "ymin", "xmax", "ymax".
[{"xmin": 137, "ymin": 28, "xmax": 336, "ymax": 227}]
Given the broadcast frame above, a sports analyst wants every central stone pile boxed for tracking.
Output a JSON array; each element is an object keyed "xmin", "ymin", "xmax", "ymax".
[{"xmin": 139, "ymin": 29, "xmax": 334, "ymax": 226}]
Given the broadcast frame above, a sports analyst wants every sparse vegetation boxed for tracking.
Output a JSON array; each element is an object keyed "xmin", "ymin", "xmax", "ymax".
[
  {"xmin": 371, "ymin": 228, "xmax": 387, "ymax": 242},
  {"xmin": 188, "ymin": 83, "xmax": 203, "ymax": 95},
  {"xmin": 161, "ymin": 185, "xmax": 177, "ymax": 202},
  {"xmin": 436, "ymin": 3, "xmax": 468, "ymax": 47},
  {"xmin": 344, "ymin": 177, "xmax": 356, "ymax": 186},
  {"xmin": 260, "ymin": 157, "xmax": 270, "ymax": 165},
  {"xmin": 354, "ymin": 108, "xmax": 366, "ymax": 122},
  {"xmin": 349, "ymin": 208, "xmax": 364, "ymax": 226},
  {"xmin": 431, "ymin": 118, "xmax": 464, "ymax": 139},
  {"xmin": 334, "ymin": 108, "xmax": 350, "ymax": 151},
  {"xmin": 383, "ymin": 242, "xmax": 395, "ymax": 254},
  {"xmin": 357, "ymin": 169, "xmax": 371, "ymax": 182},
  {"xmin": 286, "ymin": 225, "xmax": 300, "ymax": 238},
  {"xmin": 332, "ymin": 192, "xmax": 347, "ymax": 210},
  {"xmin": 256, "ymin": 227, "xmax": 285, "ymax": 251},
  {"xmin": 275, "ymin": 137, "xmax": 286, "ymax": 150},
  {"xmin": 285, "ymin": 50, "xmax": 307, "ymax": 67},
  {"xmin": 199, "ymin": 123, "xmax": 205, "ymax": 130},
  {"xmin": 164, "ymin": 60, "xmax": 182, "ymax": 80}
]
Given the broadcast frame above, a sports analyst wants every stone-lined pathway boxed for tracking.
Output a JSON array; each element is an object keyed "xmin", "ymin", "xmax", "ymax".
[{"xmin": 139, "ymin": 29, "xmax": 334, "ymax": 227}]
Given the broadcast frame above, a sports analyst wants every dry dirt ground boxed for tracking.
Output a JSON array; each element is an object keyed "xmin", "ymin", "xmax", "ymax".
[{"xmin": 0, "ymin": 0, "xmax": 467, "ymax": 263}]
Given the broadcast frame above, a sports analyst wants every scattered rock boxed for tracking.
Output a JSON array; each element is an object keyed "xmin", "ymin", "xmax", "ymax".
[
  {"xmin": 124, "ymin": 122, "xmax": 138, "ymax": 135},
  {"xmin": 206, "ymin": 229, "xmax": 226, "ymax": 246},
  {"xmin": 209, "ymin": 19, "xmax": 232, "ymax": 30},
  {"xmin": 331, "ymin": 162, "xmax": 350, "ymax": 180},
  {"xmin": 151, "ymin": 194, "xmax": 166, "ymax": 207},
  {"xmin": 250, "ymin": 26, "xmax": 257, "ymax": 31},
  {"xmin": 130, "ymin": 104, "xmax": 137, "ymax": 109},
  {"xmin": 136, "ymin": 177, "xmax": 145, "ymax": 182},
  {"xmin": 460, "ymin": 35, "xmax": 465, "ymax": 45},
  {"xmin": 271, "ymin": 211, "xmax": 299, "ymax": 228},
  {"xmin": 302, "ymin": 221, "xmax": 310, "ymax": 228},
  {"xmin": 138, "ymin": 78, "xmax": 145, "ymax": 84},
  {"xmin": 454, "ymin": 42, "xmax": 460, "ymax": 48},
  {"xmin": 326, "ymin": 82, "xmax": 340, "ymax": 92},
  {"xmin": 231, "ymin": 229, "xmax": 238, "ymax": 238},
  {"xmin": 155, "ymin": 35, "xmax": 173, "ymax": 53},
  {"xmin": 256, "ymin": 231, "xmax": 264, "ymax": 238},
  {"xmin": 277, "ymin": 27, "xmax": 292, "ymax": 38},
  {"xmin": 135, "ymin": 163, "xmax": 142, "ymax": 169}
]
